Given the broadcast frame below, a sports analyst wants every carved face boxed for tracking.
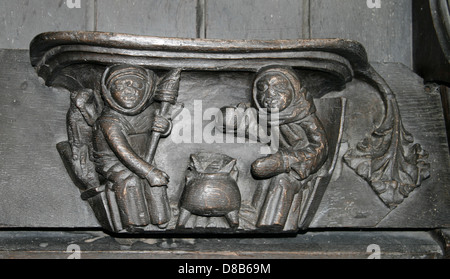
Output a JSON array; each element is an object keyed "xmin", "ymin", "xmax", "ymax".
[
  {"xmin": 110, "ymin": 76, "xmax": 146, "ymax": 109},
  {"xmin": 256, "ymin": 73, "xmax": 294, "ymax": 112}
]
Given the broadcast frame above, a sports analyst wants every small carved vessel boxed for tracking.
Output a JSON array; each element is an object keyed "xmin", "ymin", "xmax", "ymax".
[{"xmin": 177, "ymin": 153, "xmax": 241, "ymax": 228}]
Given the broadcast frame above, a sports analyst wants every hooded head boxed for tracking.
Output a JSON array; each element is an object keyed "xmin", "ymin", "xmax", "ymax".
[
  {"xmin": 101, "ymin": 64, "xmax": 157, "ymax": 116},
  {"xmin": 253, "ymin": 66, "xmax": 315, "ymax": 125}
]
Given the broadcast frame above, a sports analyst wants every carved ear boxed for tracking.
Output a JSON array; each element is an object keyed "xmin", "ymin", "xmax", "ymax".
[{"xmin": 222, "ymin": 159, "xmax": 237, "ymax": 174}]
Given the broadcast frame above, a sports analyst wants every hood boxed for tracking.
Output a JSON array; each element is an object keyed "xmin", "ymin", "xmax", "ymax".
[
  {"xmin": 101, "ymin": 64, "xmax": 157, "ymax": 116},
  {"xmin": 253, "ymin": 66, "xmax": 316, "ymax": 125}
]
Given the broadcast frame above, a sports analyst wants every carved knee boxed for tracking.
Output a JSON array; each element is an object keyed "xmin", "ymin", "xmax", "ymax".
[{"xmin": 115, "ymin": 175, "xmax": 140, "ymax": 197}]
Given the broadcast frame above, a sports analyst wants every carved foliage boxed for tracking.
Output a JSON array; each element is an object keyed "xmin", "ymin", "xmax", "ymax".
[{"xmin": 344, "ymin": 67, "xmax": 430, "ymax": 208}]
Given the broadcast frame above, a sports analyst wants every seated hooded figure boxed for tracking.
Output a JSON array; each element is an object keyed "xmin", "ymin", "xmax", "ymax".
[
  {"xmin": 217, "ymin": 66, "xmax": 328, "ymax": 228},
  {"xmin": 92, "ymin": 64, "xmax": 173, "ymax": 232}
]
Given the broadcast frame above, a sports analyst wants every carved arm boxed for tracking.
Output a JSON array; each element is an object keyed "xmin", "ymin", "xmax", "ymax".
[{"xmin": 98, "ymin": 119, "xmax": 169, "ymax": 186}]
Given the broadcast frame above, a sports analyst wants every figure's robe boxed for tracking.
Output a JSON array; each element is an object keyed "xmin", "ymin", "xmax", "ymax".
[
  {"xmin": 93, "ymin": 103, "xmax": 171, "ymax": 230},
  {"xmin": 225, "ymin": 67, "xmax": 329, "ymax": 228}
]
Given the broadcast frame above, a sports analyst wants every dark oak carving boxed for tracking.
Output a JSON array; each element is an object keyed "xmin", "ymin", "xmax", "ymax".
[
  {"xmin": 217, "ymin": 66, "xmax": 329, "ymax": 230},
  {"xmin": 29, "ymin": 32, "xmax": 430, "ymax": 234},
  {"xmin": 343, "ymin": 67, "xmax": 430, "ymax": 208},
  {"xmin": 177, "ymin": 152, "xmax": 241, "ymax": 229}
]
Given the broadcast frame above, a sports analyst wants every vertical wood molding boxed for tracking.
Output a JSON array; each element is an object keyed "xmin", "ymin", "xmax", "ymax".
[
  {"xmin": 302, "ymin": 0, "xmax": 311, "ymax": 39},
  {"xmin": 94, "ymin": 0, "xmax": 98, "ymax": 31},
  {"xmin": 196, "ymin": 0, "xmax": 207, "ymax": 38},
  {"xmin": 86, "ymin": 0, "xmax": 97, "ymax": 31}
]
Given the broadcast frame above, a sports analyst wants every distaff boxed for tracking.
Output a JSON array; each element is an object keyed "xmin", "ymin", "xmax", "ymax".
[
  {"xmin": 145, "ymin": 68, "xmax": 183, "ymax": 165},
  {"xmin": 143, "ymin": 68, "xmax": 183, "ymax": 227}
]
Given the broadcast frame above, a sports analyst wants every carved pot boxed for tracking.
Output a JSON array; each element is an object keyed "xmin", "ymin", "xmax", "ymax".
[{"xmin": 180, "ymin": 173, "xmax": 241, "ymax": 217}]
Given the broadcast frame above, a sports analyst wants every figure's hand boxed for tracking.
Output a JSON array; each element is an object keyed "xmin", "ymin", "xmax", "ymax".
[
  {"xmin": 251, "ymin": 152, "xmax": 289, "ymax": 179},
  {"xmin": 152, "ymin": 115, "xmax": 172, "ymax": 136},
  {"xmin": 146, "ymin": 168, "xmax": 170, "ymax": 187}
]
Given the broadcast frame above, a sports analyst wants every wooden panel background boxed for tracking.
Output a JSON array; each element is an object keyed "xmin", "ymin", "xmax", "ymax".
[{"xmin": 1, "ymin": 0, "xmax": 412, "ymax": 67}]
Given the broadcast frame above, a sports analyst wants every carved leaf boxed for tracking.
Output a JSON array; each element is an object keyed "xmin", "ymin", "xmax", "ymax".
[{"xmin": 343, "ymin": 67, "xmax": 430, "ymax": 209}]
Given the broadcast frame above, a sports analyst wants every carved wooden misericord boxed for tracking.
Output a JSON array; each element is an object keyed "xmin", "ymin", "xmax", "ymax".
[{"xmin": 29, "ymin": 32, "xmax": 430, "ymax": 234}]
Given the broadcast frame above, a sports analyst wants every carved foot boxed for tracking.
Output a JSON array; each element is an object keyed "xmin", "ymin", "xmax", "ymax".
[
  {"xmin": 225, "ymin": 210, "xmax": 240, "ymax": 228},
  {"xmin": 157, "ymin": 222, "xmax": 169, "ymax": 229},
  {"xmin": 176, "ymin": 208, "xmax": 192, "ymax": 228}
]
